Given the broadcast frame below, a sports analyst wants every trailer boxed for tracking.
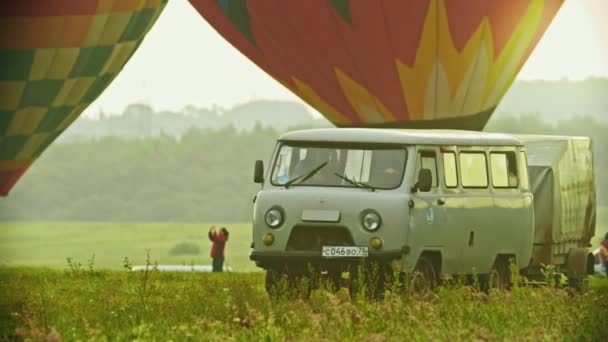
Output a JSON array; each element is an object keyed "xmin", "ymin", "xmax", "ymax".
[{"xmin": 518, "ymin": 135, "xmax": 596, "ymax": 285}]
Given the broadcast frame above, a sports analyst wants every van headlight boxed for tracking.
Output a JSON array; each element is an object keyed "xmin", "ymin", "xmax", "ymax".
[
  {"xmin": 362, "ymin": 211, "xmax": 381, "ymax": 231},
  {"xmin": 265, "ymin": 208, "xmax": 284, "ymax": 228}
]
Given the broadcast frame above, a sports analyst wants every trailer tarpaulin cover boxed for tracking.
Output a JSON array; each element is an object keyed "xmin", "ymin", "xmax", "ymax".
[{"xmin": 518, "ymin": 135, "xmax": 596, "ymax": 265}]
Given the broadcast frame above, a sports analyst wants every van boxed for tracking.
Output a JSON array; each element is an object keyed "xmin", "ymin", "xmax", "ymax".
[{"xmin": 250, "ymin": 128, "xmax": 590, "ymax": 296}]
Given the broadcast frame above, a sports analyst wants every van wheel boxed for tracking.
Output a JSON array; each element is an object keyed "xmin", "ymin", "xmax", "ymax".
[
  {"xmin": 409, "ymin": 257, "xmax": 437, "ymax": 295},
  {"xmin": 482, "ymin": 260, "xmax": 511, "ymax": 292},
  {"xmin": 484, "ymin": 267, "xmax": 502, "ymax": 291},
  {"xmin": 265, "ymin": 269, "xmax": 284, "ymax": 299}
]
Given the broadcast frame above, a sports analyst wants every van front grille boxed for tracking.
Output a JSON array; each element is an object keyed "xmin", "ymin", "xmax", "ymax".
[{"xmin": 286, "ymin": 226, "xmax": 354, "ymax": 251}]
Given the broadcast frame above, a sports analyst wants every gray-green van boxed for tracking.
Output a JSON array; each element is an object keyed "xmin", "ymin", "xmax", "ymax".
[{"xmin": 250, "ymin": 128, "xmax": 575, "ymax": 296}]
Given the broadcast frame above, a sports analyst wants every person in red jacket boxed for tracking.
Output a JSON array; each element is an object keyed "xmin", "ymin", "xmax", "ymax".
[{"xmin": 208, "ymin": 225, "xmax": 229, "ymax": 272}]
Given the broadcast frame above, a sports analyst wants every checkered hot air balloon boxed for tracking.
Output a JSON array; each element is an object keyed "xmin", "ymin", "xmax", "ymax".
[
  {"xmin": 0, "ymin": 0, "xmax": 167, "ymax": 196},
  {"xmin": 189, "ymin": 0, "xmax": 563, "ymax": 128}
]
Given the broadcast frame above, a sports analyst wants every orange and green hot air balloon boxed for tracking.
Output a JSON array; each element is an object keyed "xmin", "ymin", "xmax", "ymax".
[
  {"xmin": 189, "ymin": 0, "xmax": 563, "ymax": 128},
  {"xmin": 0, "ymin": 0, "xmax": 166, "ymax": 196}
]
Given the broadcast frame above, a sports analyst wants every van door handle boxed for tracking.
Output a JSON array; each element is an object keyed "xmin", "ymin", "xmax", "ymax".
[
  {"xmin": 468, "ymin": 231, "xmax": 475, "ymax": 246},
  {"xmin": 437, "ymin": 198, "xmax": 445, "ymax": 206}
]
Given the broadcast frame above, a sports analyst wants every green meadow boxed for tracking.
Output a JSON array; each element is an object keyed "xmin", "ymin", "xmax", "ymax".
[
  {"xmin": 1, "ymin": 268, "xmax": 607, "ymax": 340},
  {"xmin": 0, "ymin": 222, "xmax": 257, "ymax": 272}
]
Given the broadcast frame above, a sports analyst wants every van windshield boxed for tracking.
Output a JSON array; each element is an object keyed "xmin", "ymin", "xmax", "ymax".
[{"xmin": 271, "ymin": 143, "xmax": 407, "ymax": 189}]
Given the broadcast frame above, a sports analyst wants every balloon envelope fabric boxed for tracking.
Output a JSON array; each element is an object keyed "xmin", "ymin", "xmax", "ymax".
[
  {"xmin": 0, "ymin": 0, "xmax": 167, "ymax": 196},
  {"xmin": 190, "ymin": 0, "xmax": 562, "ymax": 129}
]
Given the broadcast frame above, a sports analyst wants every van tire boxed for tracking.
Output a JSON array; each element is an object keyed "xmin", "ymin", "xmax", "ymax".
[
  {"xmin": 408, "ymin": 256, "xmax": 437, "ymax": 295},
  {"xmin": 482, "ymin": 257, "xmax": 511, "ymax": 292},
  {"xmin": 265, "ymin": 269, "xmax": 284, "ymax": 299}
]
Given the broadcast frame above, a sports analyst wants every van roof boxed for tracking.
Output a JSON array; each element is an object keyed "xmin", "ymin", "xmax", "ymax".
[{"xmin": 279, "ymin": 128, "xmax": 523, "ymax": 146}]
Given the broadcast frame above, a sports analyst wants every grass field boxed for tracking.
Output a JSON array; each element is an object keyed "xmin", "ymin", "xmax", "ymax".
[
  {"xmin": 0, "ymin": 222, "xmax": 258, "ymax": 272},
  {"xmin": 0, "ymin": 213, "xmax": 607, "ymax": 340},
  {"xmin": 1, "ymin": 268, "xmax": 607, "ymax": 340}
]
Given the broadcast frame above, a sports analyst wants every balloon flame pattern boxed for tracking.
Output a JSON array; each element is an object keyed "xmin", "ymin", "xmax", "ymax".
[
  {"xmin": 0, "ymin": 0, "xmax": 167, "ymax": 196},
  {"xmin": 190, "ymin": 0, "xmax": 562, "ymax": 128}
]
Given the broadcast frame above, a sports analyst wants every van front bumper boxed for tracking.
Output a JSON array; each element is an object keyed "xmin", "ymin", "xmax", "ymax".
[{"xmin": 250, "ymin": 249, "xmax": 405, "ymax": 268}]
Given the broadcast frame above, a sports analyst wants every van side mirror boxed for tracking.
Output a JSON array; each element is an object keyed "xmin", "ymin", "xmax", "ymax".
[
  {"xmin": 254, "ymin": 160, "xmax": 264, "ymax": 183},
  {"xmin": 412, "ymin": 168, "xmax": 432, "ymax": 193}
]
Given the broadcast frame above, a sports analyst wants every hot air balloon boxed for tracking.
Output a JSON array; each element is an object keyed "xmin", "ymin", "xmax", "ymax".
[
  {"xmin": 189, "ymin": 0, "xmax": 562, "ymax": 128},
  {"xmin": 0, "ymin": 0, "xmax": 167, "ymax": 196}
]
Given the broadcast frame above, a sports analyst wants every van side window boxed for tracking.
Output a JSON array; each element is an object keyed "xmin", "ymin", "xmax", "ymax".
[
  {"xmin": 416, "ymin": 151, "xmax": 437, "ymax": 188},
  {"xmin": 490, "ymin": 152, "xmax": 518, "ymax": 188},
  {"xmin": 459, "ymin": 152, "xmax": 488, "ymax": 188},
  {"xmin": 442, "ymin": 152, "xmax": 458, "ymax": 188}
]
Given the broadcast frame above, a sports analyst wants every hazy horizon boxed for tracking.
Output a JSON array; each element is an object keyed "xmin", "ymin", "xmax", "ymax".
[{"xmin": 69, "ymin": 79, "xmax": 608, "ymax": 130}]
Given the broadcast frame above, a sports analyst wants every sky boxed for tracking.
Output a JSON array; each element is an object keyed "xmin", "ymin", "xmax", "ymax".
[{"xmin": 85, "ymin": 0, "xmax": 608, "ymax": 117}]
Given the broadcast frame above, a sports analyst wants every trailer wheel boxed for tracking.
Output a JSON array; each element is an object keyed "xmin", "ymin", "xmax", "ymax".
[{"xmin": 566, "ymin": 276, "xmax": 588, "ymax": 292}]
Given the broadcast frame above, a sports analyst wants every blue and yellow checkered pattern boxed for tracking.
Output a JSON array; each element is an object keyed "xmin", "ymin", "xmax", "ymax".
[{"xmin": 0, "ymin": 0, "xmax": 167, "ymax": 164}]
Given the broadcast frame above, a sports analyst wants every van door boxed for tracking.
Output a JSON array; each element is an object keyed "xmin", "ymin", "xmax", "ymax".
[
  {"xmin": 482, "ymin": 149, "xmax": 530, "ymax": 270},
  {"xmin": 408, "ymin": 148, "xmax": 448, "ymax": 271},
  {"xmin": 457, "ymin": 147, "xmax": 493, "ymax": 274},
  {"xmin": 436, "ymin": 147, "xmax": 467, "ymax": 274}
]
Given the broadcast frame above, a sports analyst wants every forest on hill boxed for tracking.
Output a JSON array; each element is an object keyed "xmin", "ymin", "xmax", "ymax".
[{"xmin": 1, "ymin": 112, "xmax": 606, "ymax": 222}]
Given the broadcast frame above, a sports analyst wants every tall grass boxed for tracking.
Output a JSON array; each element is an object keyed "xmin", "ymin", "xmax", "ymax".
[{"xmin": 1, "ymin": 267, "xmax": 606, "ymax": 341}]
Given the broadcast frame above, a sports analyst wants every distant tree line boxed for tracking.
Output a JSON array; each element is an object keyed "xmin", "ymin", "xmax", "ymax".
[
  {"xmin": 63, "ymin": 78, "xmax": 608, "ymax": 140},
  {"xmin": 62, "ymin": 100, "xmax": 327, "ymax": 141},
  {"xmin": 1, "ymin": 114, "xmax": 606, "ymax": 222}
]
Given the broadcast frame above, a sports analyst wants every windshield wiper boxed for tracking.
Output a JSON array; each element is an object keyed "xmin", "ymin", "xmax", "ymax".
[
  {"xmin": 284, "ymin": 161, "xmax": 328, "ymax": 188},
  {"xmin": 333, "ymin": 173, "xmax": 376, "ymax": 191}
]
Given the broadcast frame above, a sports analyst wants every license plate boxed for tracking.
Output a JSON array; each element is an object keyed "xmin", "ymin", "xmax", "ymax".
[{"xmin": 322, "ymin": 246, "xmax": 368, "ymax": 258}]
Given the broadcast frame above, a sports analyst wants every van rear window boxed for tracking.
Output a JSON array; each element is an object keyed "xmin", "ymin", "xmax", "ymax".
[
  {"xmin": 459, "ymin": 152, "xmax": 488, "ymax": 188},
  {"xmin": 490, "ymin": 152, "xmax": 518, "ymax": 188}
]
